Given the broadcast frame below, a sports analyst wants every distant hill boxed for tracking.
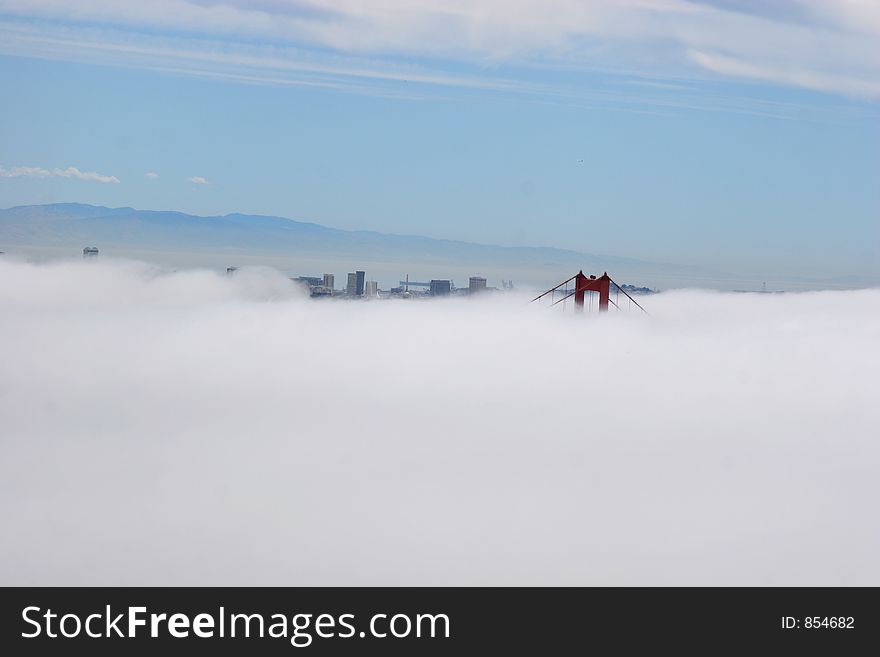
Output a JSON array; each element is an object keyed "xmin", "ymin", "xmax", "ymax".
[{"xmin": 0, "ymin": 203, "xmax": 702, "ymax": 285}]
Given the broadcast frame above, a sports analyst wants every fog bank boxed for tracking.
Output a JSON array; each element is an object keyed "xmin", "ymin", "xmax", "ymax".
[{"xmin": 1, "ymin": 259, "xmax": 878, "ymax": 585}]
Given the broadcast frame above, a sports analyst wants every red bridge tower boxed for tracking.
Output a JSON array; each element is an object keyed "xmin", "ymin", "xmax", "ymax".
[
  {"xmin": 531, "ymin": 270, "xmax": 647, "ymax": 315},
  {"xmin": 573, "ymin": 270, "xmax": 611, "ymax": 312}
]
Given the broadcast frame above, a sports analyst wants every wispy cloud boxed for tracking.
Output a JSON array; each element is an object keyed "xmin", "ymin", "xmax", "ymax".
[
  {"xmin": 187, "ymin": 176, "xmax": 209, "ymax": 185},
  {"xmin": 145, "ymin": 171, "xmax": 159, "ymax": 179},
  {"xmin": 0, "ymin": 20, "xmax": 525, "ymax": 95},
  {"xmin": 0, "ymin": 20, "xmax": 872, "ymax": 123},
  {"xmin": 688, "ymin": 49, "xmax": 880, "ymax": 99},
  {"xmin": 0, "ymin": 0, "xmax": 876, "ymax": 101},
  {"xmin": 0, "ymin": 165, "xmax": 120, "ymax": 183}
]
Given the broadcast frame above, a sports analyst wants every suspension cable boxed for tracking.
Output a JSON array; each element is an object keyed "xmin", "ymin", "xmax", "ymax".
[
  {"xmin": 531, "ymin": 274, "xmax": 578, "ymax": 302},
  {"xmin": 609, "ymin": 278, "xmax": 649, "ymax": 315}
]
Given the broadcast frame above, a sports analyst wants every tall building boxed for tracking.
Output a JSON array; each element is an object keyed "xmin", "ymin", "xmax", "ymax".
[
  {"xmin": 346, "ymin": 272, "xmax": 358, "ymax": 296},
  {"xmin": 83, "ymin": 246, "xmax": 99, "ymax": 259},
  {"xmin": 469, "ymin": 276, "xmax": 487, "ymax": 294},
  {"xmin": 365, "ymin": 280, "xmax": 379, "ymax": 298},
  {"xmin": 355, "ymin": 270, "xmax": 365, "ymax": 296},
  {"xmin": 430, "ymin": 279, "xmax": 451, "ymax": 296},
  {"xmin": 323, "ymin": 273, "xmax": 335, "ymax": 291}
]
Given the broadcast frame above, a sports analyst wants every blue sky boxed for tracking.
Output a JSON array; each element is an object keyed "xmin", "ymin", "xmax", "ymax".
[{"xmin": 0, "ymin": 0, "xmax": 877, "ymax": 279}]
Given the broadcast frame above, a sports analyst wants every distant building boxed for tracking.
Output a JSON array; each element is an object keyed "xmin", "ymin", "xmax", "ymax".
[
  {"xmin": 226, "ymin": 266, "xmax": 238, "ymax": 275},
  {"xmin": 365, "ymin": 280, "xmax": 379, "ymax": 298},
  {"xmin": 619, "ymin": 283, "xmax": 656, "ymax": 295},
  {"xmin": 469, "ymin": 276, "xmax": 487, "ymax": 294},
  {"xmin": 293, "ymin": 275, "xmax": 335, "ymax": 297},
  {"xmin": 323, "ymin": 273, "xmax": 335, "ymax": 291},
  {"xmin": 430, "ymin": 279, "xmax": 451, "ymax": 296},
  {"xmin": 83, "ymin": 246, "xmax": 99, "ymax": 259},
  {"xmin": 344, "ymin": 271, "xmax": 367, "ymax": 296},
  {"xmin": 295, "ymin": 276, "xmax": 324, "ymax": 288}
]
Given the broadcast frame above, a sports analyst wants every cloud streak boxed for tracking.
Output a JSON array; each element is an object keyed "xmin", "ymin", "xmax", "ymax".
[
  {"xmin": 1, "ymin": 258, "xmax": 878, "ymax": 585},
  {"xmin": 187, "ymin": 175, "xmax": 209, "ymax": 185},
  {"xmin": 0, "ymin": 165, "xmax": 120, "ymax": 183},
  {"xmin": 0, "ymin": 0, "xmax": 877, "ymax": 102}
]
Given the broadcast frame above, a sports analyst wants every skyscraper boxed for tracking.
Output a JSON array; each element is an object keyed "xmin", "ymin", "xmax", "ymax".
[
  {"xmin": 430, "ymin": 280, "xmax": 451, "ymax": 296},
  {"xmin": 355, "ymin": 270, "xmax": 365, "ymax": 296},
  {"xmin": 469, "ymin": 277, "xmax": 487, "ymax": 294},
  {"xmin": 323, "ymin": 273, "xmax": 335, "ymax": 290},
  {"xmin": 365, "ymin": 280, "xmax": 378, "ymax": 298},
  {"xmin": 346, "ymin": 273, "xmax": 357, "ymax": 296}
]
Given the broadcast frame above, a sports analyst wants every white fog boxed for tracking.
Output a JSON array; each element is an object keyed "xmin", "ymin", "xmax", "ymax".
[{"xmin": 1, "ymin": 258, "xmax": 878, "ymax": 585}]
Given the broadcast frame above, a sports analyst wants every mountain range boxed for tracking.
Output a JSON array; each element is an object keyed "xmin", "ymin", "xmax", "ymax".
[{"xmin": 0, "ymin": 203, "xmax": 703, "ymax": 287}]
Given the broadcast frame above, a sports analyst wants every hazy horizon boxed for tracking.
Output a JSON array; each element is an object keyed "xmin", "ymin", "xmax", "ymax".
[{"xmin": 3, "ymin": 202, "xmax": 877, "ymax": 292}]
